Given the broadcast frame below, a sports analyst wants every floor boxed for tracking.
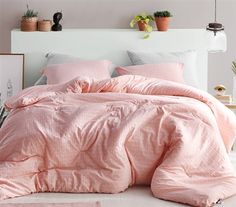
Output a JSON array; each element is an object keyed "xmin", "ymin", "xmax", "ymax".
[{"xmin": 1, "ymin": 152, "xmax": 236, "ymax": 207}]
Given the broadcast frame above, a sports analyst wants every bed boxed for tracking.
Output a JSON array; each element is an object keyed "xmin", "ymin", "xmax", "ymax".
[{"xmin": 0, "ymin": 29, "xmax": 235, "ymax": 207}]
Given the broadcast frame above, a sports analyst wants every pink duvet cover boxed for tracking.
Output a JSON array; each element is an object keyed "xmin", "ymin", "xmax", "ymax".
[{"xmin": 1, "ymin": 75, "xmax": 236, "ymax": 207}]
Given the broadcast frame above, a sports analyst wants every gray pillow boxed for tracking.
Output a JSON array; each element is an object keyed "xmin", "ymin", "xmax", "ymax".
[
  {"xmin": 127, "ymin": 50, "xmax": 199, "ymax": 88},
  {"xmin": 46, "ymin": 53, "xmax": 83, "ymax": 65}
]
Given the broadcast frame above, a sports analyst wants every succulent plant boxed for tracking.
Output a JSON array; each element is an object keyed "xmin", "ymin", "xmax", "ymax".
[
  {"xmin": 23, "ymin": 4, "xmax": 38, "ymax": 18},
  {"xmin": 154, "ymin": 11, "xmax": 172, "ymax": 18}
]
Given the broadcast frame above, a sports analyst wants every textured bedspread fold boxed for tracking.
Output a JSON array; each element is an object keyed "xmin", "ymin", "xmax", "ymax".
[{"xmin": 1, "ymin": 75, "xmax": 236, "ymax": 206}]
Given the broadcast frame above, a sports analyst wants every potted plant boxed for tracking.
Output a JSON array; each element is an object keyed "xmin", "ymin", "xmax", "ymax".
[
  {"xmin": 154, "ymin": 11, "xmax": 172, "ymax": 31},
  {"xmin": 130, "ymin": 13, "xmax": 154, "ymax": 39},
  {"xmin": 21, "ymin": 5, "xmax": 38, "ymax": 32},
  {"xmin": 231, "ymin": 61, "xmax": 236, "ymax": 102}
]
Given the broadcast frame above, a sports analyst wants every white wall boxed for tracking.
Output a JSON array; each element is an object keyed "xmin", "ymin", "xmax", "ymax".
[{"xmin": 0, "ymin": 0, "xmax": 235, "ymax": 94}]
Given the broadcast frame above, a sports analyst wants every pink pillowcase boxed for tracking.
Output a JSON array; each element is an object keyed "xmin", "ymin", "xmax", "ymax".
[
  {"xmin": 116, "ymin": 63, "xmax": 185, "ymax": 83},
  {"xmin": 43, "ymin": 60, "xmax": 112, "ymax": 84}
]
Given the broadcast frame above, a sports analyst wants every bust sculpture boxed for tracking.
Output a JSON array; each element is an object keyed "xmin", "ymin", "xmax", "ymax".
[{"xmin": 51, "ymin": 11, "xmax": 62, "ymax": 31}]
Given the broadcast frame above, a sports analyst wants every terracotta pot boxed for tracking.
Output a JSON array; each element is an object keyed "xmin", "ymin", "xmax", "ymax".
[
  {"xmin": 137, "ymin": 21, "xmax": 147, "ymax": 31},
  {"xmin": 22, "ymin": 17, "xmax": 38, "ymax": 22},
  {"xmin": 155, "ymin": 17, "xmax": 170, "ymax": 31},
  {"xmin": 38, "ymin": 20, "xmax": 52, "ymax": 32},
  {"xmin": 21, "ymin": 17, "xmax": 38, "ymax": 32}
]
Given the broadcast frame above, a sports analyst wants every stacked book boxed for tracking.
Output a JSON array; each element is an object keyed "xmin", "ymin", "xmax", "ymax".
[{"xmin": 215, "ymin": 95, "xmax": 232, "ymax": 104}]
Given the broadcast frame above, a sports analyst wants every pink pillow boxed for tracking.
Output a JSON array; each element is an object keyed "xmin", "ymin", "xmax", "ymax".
[
  {"xmin": 43, "ymin": 60, "xmax": 112, "ymax": 84},
  {"xmin": 116, "ymin": 63, "xmax": 185, "ymax": 83}
]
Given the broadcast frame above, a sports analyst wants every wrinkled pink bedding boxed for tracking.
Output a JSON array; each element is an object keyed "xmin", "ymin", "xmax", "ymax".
[
  {"xmin": 1, "ymin": 75, "xmax": 236, "ymax": 207},
  {"xmin": 0, "ymin": 202, "xmax": 101, "ymax": 207}
]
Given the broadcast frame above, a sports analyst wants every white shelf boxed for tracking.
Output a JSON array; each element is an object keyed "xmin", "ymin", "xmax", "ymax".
[{"xmin": 11, "ymin": 28, "xmax": 209, "ymax": 88}]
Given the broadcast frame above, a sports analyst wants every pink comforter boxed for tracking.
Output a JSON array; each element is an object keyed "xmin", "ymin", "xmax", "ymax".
[{"xmin": 1, "ymin": 75, "xmax": 236, "ymax": 206}]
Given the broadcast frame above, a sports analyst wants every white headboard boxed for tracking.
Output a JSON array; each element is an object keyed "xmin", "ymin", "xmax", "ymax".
[{"xmin": 11, "ymin": 29, "xmax": 209, "ymax": 90}]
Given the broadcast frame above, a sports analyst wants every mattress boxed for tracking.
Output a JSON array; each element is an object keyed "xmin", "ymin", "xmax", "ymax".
[{"xmin": 0, "ymin": 152, "xmax": 235, "ymax": 207}]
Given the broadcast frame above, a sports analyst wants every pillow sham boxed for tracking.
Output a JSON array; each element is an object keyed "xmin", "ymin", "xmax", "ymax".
[
  {"xmin": 34, "ymin": 53, "xmax": 115, "ymax": 85},
  {"xmin": 34, "ymin": 53, "xmax": 84, "ymax": 85},
  {"xmin": 43, "ymin": 60, "xmax": 112, "ymax": 85},
  {"xmin": 116, "ymin": 63, "xmax": 185, "ymax": 83},
  {"xmin": 127, "ymin": 50, "xmax": 199, "ymax": 88}
]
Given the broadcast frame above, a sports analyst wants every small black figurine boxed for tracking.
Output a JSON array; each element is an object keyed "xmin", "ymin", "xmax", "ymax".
[{"xmin": 51, "ymin": 11, "xmax": 62, "ymax": 31}]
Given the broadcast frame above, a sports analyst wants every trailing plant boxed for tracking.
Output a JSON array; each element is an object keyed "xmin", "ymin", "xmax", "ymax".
[
  {"xmin": 130, "ymin": 13, "xmax": 154, "ymax": 39},
  {"xmin": 154, "ymin": 11, "xmax": 172, "ymax": 18},
  {"xmin": 23, "ymin": 4, "xmax": 38, "ymax": 18}
]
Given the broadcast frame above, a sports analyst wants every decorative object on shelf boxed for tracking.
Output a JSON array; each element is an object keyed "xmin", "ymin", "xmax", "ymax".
[
  {"xmin": 215, "ymin": 94, "xmax": 232, "ymax": 104},
  {"xmin": 224, "ymin": 103, "xmax": 236, "ymax": 110},
  {"xmin": 52, "ymin": 11, "xmax": 63, "ymax": 31},
  {"xmin": 130, "ymin": 13, "xmax": 154, "ymax": 39},
  {"xmin": 0, "ymin": 54, "xmax": 24, "ymax": 105},
  {"xmin": 214, "ymin": 85, "xmax": 226, "ymax": 96},
  {"xmin": 154, "ymin": 10, "xmax": 172, "ymax": 31},
  {"xmin": 38, "ymin": 20, "xmax": 52, "ymax": 32},
  {"xmin": 21, "ymin": 4, "xmax": 38, "ymax": 32},
  {"xmin": 206, "ymin": 0, "xmax": 227, "ymax": 52},
  {"xmin": 214, "ymin": 85, "xmax": 232, "ymax": 104}
]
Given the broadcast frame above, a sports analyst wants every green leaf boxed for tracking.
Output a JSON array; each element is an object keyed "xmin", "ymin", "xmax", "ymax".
[
  {"xmin": 143, "ymin": 33, "xmax": 150, "ymax": 39},
  {"xmin": 144, "ymin": 19, "xmax": 149, "ymax": 24},
  {"xmin": 232, "ymin": 61, "xmax": 236, "ymax": 75},
  {"xmin": 140, "ymin": 12, "xmax": 147, "ymax": 18},
  {"xmin": 134, "ymin": 16, "xmax": 141, "ymax": 22},
  {"xmin": 146, "ymin": 25, "xmax": 153, "ymax": 33},
  {"xmin": 23, "ymin": 4, "xmax": 38, "ymax": 17},
  {"xmin": 130, "ymin": 20, "xmax": 136, "ymax": 28},
  {"xmin": 148, "ymin": 15, "xmax": 154, "ymax": 21},
  {"xmin": 233, "ymin": 61, "xmax": 236, "ymax": 69}
]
